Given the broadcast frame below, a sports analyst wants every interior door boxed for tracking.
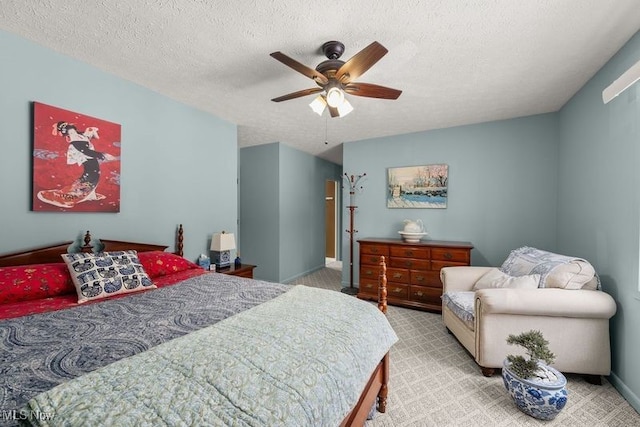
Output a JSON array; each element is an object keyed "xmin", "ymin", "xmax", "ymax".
[{"xmin": 325, "ymin": 180, "xmax": 336, "ymax": 258}]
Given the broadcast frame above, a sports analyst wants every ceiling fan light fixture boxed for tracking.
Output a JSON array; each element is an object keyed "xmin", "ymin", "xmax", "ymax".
[
  {"xmin": 337, "ymin": 98, "xmax": 354, "ymax": 117},
  {"xmin": 326, "ymin": 86, "xmax": 344, "ymax": 108},
  {"xmin": 270, "ymin": 41, "xmax": 402, "ymax": 116},
  {"xmin": 309, "ymin": 95, "xmax": 327, "ymax": 115}
]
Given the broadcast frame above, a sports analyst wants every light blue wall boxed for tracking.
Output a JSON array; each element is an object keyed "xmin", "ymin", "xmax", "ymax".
[
  {"xmin": 0, "ymin": 30, "xmax": 238, "ymax": 261},
  {"xmin": 342, "ymin": 113, "xmax": 560, "ymax": 286},
  {"xmin": 558, "ymin": 31, "xmax": 640, "ymax": 412},
  {"xmin": 279, "ymin": 143, "xmax": 342, "ymax": 281},
  {"xmin": 239, "ymin": 143, "xmax": 281, "ymax": 280},
  {"xmin": 240, "ymin": 143, "xmax": 342, "ymax": 282}
]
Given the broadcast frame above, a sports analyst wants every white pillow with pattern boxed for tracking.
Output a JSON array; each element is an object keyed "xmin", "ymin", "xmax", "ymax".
[{"xmin": 61, "ymin": 250, "xmax": 156, "ymax": 303}]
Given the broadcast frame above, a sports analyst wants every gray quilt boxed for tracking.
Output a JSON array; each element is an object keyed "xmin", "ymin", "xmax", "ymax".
[
  {"xmin": 21, "ymin": 286, "xmax": 398, "ymax": 426},
  {"xmin": 0, "ymin": 273, "xmax": 290, "ymax": 426}
]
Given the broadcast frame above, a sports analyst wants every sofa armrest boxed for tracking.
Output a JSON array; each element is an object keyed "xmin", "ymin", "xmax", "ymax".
[
  {"xmin": 441, "ymin": 266, "xmax": 495, "ymax": 293},
  {"xmin": 475, "ymin": 288, "xmax": 617, "ymax": 319}
]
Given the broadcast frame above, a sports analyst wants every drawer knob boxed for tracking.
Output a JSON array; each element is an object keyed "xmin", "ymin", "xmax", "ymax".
[
  {"xmin": 416, "ymin": 276, "xmax": 425, "ymax": 281},
  {"xmin": 365, "ymin": 270, "xmax": 373, "ymax": 276},
  {"xmin": 371, "ymin": 248, "xmax": 378, "ymax": 253},
  {"xmin": 392, "ymin": 287, "xmax": 403, "ymax": 294},
  {"xmin": 405, "ymin": 250, "xmax": 414, "ymax": 256},
  {"xmin": 415, "ymin": 291, "xmax": 424, "ymax": 297},
  {"xmin": 365, "ymin": 284, "xmax": 374, "ymax": 289},
  {"xmin": 393, "ymin": 273, "xmax": 403, "ymax": 279},
  {"xmin": 405, "ymin": 261, "xmax": 412, "ymax": 267},
  {"xmin": 444, "ymin": 252, "xmax": 453, "ymax": 260}
]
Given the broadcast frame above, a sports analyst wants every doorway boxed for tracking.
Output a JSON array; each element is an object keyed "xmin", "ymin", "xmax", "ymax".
[{"xmin": 325, "ymin": 180, "xmax": 337, "ymax": 262}]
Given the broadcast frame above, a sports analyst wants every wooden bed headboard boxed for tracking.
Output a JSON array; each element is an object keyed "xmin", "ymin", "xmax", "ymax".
[{"xmin": 0, "ymin": 224, "xmax": 184, "ymax": 267}]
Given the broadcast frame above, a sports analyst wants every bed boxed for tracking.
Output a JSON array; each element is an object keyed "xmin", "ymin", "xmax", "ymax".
[{"xmin": 0, "ymin": 226, "xmax": 396, "ymax": 426}]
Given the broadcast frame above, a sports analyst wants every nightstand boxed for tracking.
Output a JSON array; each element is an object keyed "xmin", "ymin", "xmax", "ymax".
[{"xmin": 216, "ymin": 264, "xmax": 256, "ymax": 279}]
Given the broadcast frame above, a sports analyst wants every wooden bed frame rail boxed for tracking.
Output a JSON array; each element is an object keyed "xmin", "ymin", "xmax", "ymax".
[
  {"xmin": 342, "ymin": 256, "xmax": 389, "ymax": 426},
  {"xmin": 0, "ymin": 225, "xmax": 184, "ymax": 267}
]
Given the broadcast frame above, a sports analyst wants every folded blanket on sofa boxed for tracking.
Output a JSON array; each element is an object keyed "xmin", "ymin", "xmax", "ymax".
[{"xmin": 500, "ymin": 246, "xmax": 600, "ymax": 290}]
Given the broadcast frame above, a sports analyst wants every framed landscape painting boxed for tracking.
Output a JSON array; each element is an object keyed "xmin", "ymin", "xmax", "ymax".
[
  {"xmin": 32, "ymin": 102, "xmax": 121, "ymax": 212},
  {"xmin": 387, "ymin": 164, "xmax": 448, "ymax": 208}
]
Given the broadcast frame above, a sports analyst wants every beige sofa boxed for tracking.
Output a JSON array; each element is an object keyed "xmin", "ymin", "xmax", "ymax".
[{"xmin": 441, "ymin": 265, "xmax": 617, "ymax": 382}]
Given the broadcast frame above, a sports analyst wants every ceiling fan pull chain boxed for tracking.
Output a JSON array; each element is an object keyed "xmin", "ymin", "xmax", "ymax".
[{"xmin": 324, "ymin": 116, "xmax": 328, "ymax": 145}]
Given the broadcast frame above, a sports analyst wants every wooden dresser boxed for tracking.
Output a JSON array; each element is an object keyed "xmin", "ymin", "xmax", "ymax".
[{"xmin": 357, "ymin": 238, "xmax": 473, "ymax": 312}]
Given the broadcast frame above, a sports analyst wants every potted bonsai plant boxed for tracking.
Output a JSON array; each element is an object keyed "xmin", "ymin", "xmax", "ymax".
[{"xmin": 502, "ymin": 330, "xmax": 568, "ymax": 420}]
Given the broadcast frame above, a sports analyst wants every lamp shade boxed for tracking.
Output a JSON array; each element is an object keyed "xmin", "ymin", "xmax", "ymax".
[
  {"xmin": 326, "ymin": 87, "xmax": 344, "ymax": 108},
  {"xmin": 337, "ymin": 98, "xmax": 354, "ymax": 117},
  {"xmin": 309, "ymin": 95, "xmax": 327, "ymax": 115},
  {"xmin": 211, "ymin": 232, "xmax": 236, "ymax": 251}
]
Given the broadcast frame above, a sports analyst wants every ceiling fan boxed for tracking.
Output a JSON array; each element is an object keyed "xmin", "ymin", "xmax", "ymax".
[{"xmin": 270, "ymin": 41, "xmax": 402, "ymax": 118}]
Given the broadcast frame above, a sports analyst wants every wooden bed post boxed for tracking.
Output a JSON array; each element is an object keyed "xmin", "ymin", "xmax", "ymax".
[
  {"xmin": 378, "ymin": 256, "xmax": 388, "ymax": 314},
  {"xmin": 81, "ymin": 231, "xmax": 93, "ymax": 253},
  {"xmin": 377, "ymin": 255, "xmax": 389, "ymax": 413},
  {"xmin": 176, "ymin": 224, "xmax": 184, "ymax": 257}
]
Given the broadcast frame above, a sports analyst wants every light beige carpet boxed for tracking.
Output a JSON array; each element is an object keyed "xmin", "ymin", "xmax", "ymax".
[{"xmin": 291, "ymin": 265, "xmax": 640, "ymax": 427}]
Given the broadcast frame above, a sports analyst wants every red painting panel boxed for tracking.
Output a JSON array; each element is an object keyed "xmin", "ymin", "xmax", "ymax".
[{"xmin": 32, "ymin": 102, "xmax": 121, "ymax": 212}]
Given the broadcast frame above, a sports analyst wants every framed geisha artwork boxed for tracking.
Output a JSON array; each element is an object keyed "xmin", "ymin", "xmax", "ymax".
[
  {"xmin": 32, "ymin": 102, "xmax": 121, "ymax": 212},
  {"xmin": 387, "ymin": 164, "xmax": 448, "ymax": 208}
]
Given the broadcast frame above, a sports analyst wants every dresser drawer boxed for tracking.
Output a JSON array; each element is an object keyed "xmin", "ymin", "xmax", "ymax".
[
  {"xmin": 360, "ymin": 244, "xmax": 390, "ymax": 257},
  {"xmin": 409, "ymin": 285, "xmax": 442, "ymax": 305},
  {"xmin": 389, "ymin": 258, "xmax": 430, "ymax": 270},
  {"xmin": 360, "ymin": 265, "xmax": 379, "ymax": 281},
  {"xmin": 387, "ymin": 268, "xmax": 410, "ymax": 284},
  {"xmin": 431, "ymin": 260, "xmax": 468, "ymax": 271},
  {"xmin": 358, "ymin": 279, "xmax": 379, "ymax": 296},
  {"xmin": 390, "ymin": 246, "xmax": 430, "ymax": 259},
  {"xmin": 361, "ymin": 254, "xmax": 387, "ymax": 266},
  {"xmin": 410, "ymin": 270, "xmax": 440, "ymax": 287},
  {"xmin": 387, "ymin": 283, "xmax": 409, "ymax": 300},
  {"xmin": 431, "ymin": 248, "xmax": 470, "ymax": 263}
]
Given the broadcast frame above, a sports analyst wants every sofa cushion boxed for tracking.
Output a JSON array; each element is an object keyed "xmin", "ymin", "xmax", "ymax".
[
  {"xmin": 442, "ymin": 291, "xmax": 475, "ymax": 330},
  {"xmin": 61, "ymin": 251, "xmax": 156, "ymax": 303},
  {"xmin": 581, "ymin": 276, "xmax": 599, "ymax": 291},
  {"xmin": 500, "ymin": 246, "xmax": 599, "ymax": 290},
  {"xmin": 544, "ymin": 263, "xmax": 597, "ymax": 290},
  {"xmin": 473, "ymin": 268, "xmax": 540, "ymax": 290}
]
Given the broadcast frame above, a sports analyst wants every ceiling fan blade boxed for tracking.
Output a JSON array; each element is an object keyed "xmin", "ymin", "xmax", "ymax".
[
  {"xmin": 344, "ymin": 82, "xmax": 402, "ymax": 99},
  {"xmin": 335, "ymin": 41, "xmax": 388, "ymax": 83},
  {"xmin": 271, "ymin": 87, "xmax": 323, "ymax": 102},
  {"xmin": 270, "ymin": 52, "xmax": 329, "ymax": 85},
  {"xmin": 328, "ymin": 106, "xmax": 340, "ymax": 118}
]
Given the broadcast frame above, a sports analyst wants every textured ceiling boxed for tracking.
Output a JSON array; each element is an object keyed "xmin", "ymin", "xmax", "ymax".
[{"xmin": 1, "ymin": 1, "xmax": 639, "ymax": 164}]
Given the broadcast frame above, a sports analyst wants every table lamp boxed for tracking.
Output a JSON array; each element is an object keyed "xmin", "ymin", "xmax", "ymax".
[{"xmin": 211, "ymin": 231, "xmax": 235, "ymax": 268}]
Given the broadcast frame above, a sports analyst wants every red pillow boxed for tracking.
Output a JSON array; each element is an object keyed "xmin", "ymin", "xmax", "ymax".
[
  {"xmin": 0, "ymin": 263, "xmax": 75, "ymax": 305},
  {"xmin": 137, "ymin": 251, "xmax": 200, "ymax": 279}
]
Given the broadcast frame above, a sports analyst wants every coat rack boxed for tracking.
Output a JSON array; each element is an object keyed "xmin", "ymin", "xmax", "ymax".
[{"xmin": 342, "ymin": 172, "xmax": 366, "ymax": 295}]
